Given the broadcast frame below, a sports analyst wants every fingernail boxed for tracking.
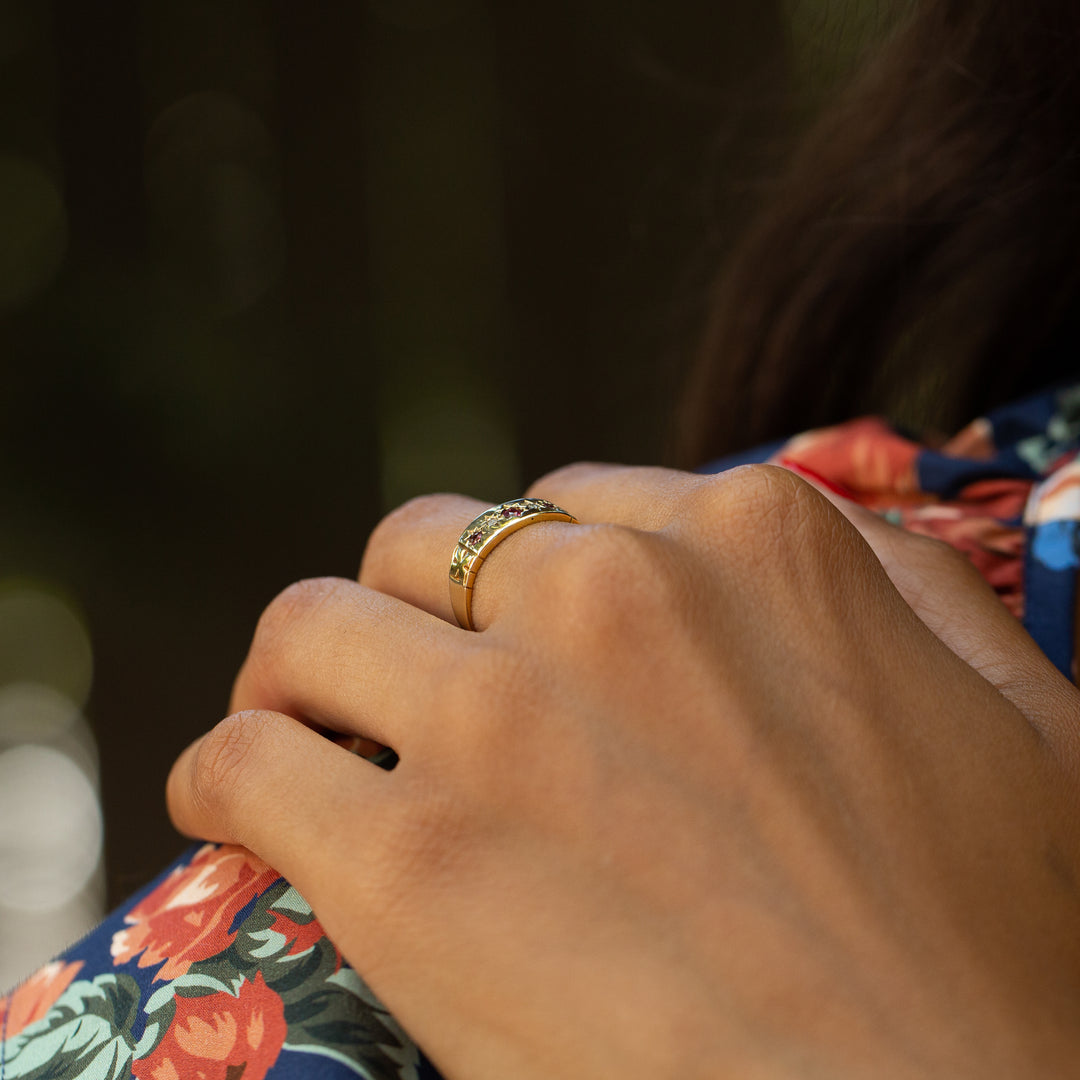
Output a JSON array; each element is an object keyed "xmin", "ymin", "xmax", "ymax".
[{"xmin": 777, "ymin": 457, "xmax": 856, "ymax": 500}]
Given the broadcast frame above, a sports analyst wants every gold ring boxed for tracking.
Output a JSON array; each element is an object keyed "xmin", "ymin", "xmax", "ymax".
[{"xmin": 449, "ymin": 497, "xmax": 577, "ymax": 630}]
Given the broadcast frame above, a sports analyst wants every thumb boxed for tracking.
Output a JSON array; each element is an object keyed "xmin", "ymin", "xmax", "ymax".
[{"xmin": 780, "ymin": 461, "xmax": 1079, "ymax": 742}]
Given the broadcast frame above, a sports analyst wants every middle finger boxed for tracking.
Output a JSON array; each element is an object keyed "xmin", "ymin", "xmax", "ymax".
[{"xmin": 231, "ymin": 576, "xmax": 461, "ymax": 750}]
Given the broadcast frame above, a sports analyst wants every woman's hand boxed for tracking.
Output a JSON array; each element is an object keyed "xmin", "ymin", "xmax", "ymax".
[{"xmin": 167, "ymin": 464, "xmax": 1080, "ymax": 1079}]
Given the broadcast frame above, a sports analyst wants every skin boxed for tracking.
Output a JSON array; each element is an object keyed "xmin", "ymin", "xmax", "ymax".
[{"xmin": 167, "ymin": 463, "xmax": 1080, "ymax": 1079}]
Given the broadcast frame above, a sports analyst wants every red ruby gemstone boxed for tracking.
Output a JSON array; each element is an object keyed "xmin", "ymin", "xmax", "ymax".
[
  {"xmin": 467, "ymin": 530, "xmax": 484, "ymax": 546},
  {"xmin": 501, "ymin": 505, "xmax": 524, "ymax": 518}
]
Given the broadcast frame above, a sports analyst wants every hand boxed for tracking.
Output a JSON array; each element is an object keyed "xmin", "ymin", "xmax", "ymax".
[{"xmin": 167, "ymin": 464, "xmax": 1080, "ymax": 1079}]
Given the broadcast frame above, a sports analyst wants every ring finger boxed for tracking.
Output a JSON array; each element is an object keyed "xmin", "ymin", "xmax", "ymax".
[{"xmin": 359, "ymin": 493, "xmax": 581, "ymax": 631}]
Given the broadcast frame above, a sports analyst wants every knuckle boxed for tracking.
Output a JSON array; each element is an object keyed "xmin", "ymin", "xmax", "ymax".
[
  {"xmin": 254, "ymin": 577, "xmax": 341, "ymax": 651},
  {"xmin": 532, "ymin": 524, "xmax": 674, "ymax": 639},
  {"xmin": 548, "ymin": 522, "xmax": 649, "ymax": 594},
  {"xmin": 683, "ymin": 466, "xmax": 877, "ymax": 606},
  {"xmin": 369, "ymin": 493, "xmax": 464, "ymax": 550},
  {"xmin": 361, "ymin": 493, "xmax": 472, "ymax": 584},
  {"xmin": 692, "ymin": 464, "xmax": 827, "ymax": 559},
  {"xmin": 524, "ymin": 460, "xmax": 610, "ymax": 500},
  {"xmin": 189, "ymin": 711, "xmax": 274, "ymax": 823}
]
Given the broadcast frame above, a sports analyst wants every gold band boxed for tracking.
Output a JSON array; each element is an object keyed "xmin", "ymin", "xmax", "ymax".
[{"xmin": 449, "ymin": 497, "xmax": 577, "ymax": 631}]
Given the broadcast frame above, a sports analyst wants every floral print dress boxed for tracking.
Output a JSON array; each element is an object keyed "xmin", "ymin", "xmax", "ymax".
[{"xmin": 4, "ymin": 383, "xmax": 1080, "ymax": 1080}]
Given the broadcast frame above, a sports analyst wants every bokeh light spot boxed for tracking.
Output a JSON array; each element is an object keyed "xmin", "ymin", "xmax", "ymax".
[
  {"xmin": 0, "ymin": 582, "xmax": 92, "ymax": 707},
  {"xmin": 0, "ymin": 681, "xmax": 78, "ymax": 743},
  {"xmin": 0, "ymin": 744, "xmax": 103, "ymax": 912},
  {"xmin": 0, "ymin": 682, "xmax": 99, "ymax": 784}
]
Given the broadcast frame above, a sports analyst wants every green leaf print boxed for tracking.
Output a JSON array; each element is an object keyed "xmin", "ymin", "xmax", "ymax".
[{"xmin": 1, "ymin": 974, "xmax": 140, "ymax": 1080}]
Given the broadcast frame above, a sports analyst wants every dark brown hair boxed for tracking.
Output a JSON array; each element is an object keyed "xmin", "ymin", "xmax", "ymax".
[{"xmin": 678, "ymin": 0, "xmax": 1080, "ymax": 466}]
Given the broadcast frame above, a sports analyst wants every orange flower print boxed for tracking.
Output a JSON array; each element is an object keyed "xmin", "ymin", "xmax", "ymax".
[
  {"xmin": 133, "ymin": 972, "xmax": 286, "ymax": 1080},
  {"xmin": 111, "ymin": 844, "xmax": 281, "ymax": 980},
  {"xmin": 0, "ymin": 960, "xmax": 83, "ymax": 1039},
  {"xmin": 776, "ymin": 418, "xmax": 922, "ymax": 507}
]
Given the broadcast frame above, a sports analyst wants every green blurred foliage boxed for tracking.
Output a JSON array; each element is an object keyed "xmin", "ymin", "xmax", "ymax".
[{"xmin": 0, "ymin": 582, "xmax": 92, "ymax": 708}]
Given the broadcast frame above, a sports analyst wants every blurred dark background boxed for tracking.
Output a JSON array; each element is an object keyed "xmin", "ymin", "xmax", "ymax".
[{"xmin": 0, "ymin": 0, "xmax": 890, "ymax": 974}]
